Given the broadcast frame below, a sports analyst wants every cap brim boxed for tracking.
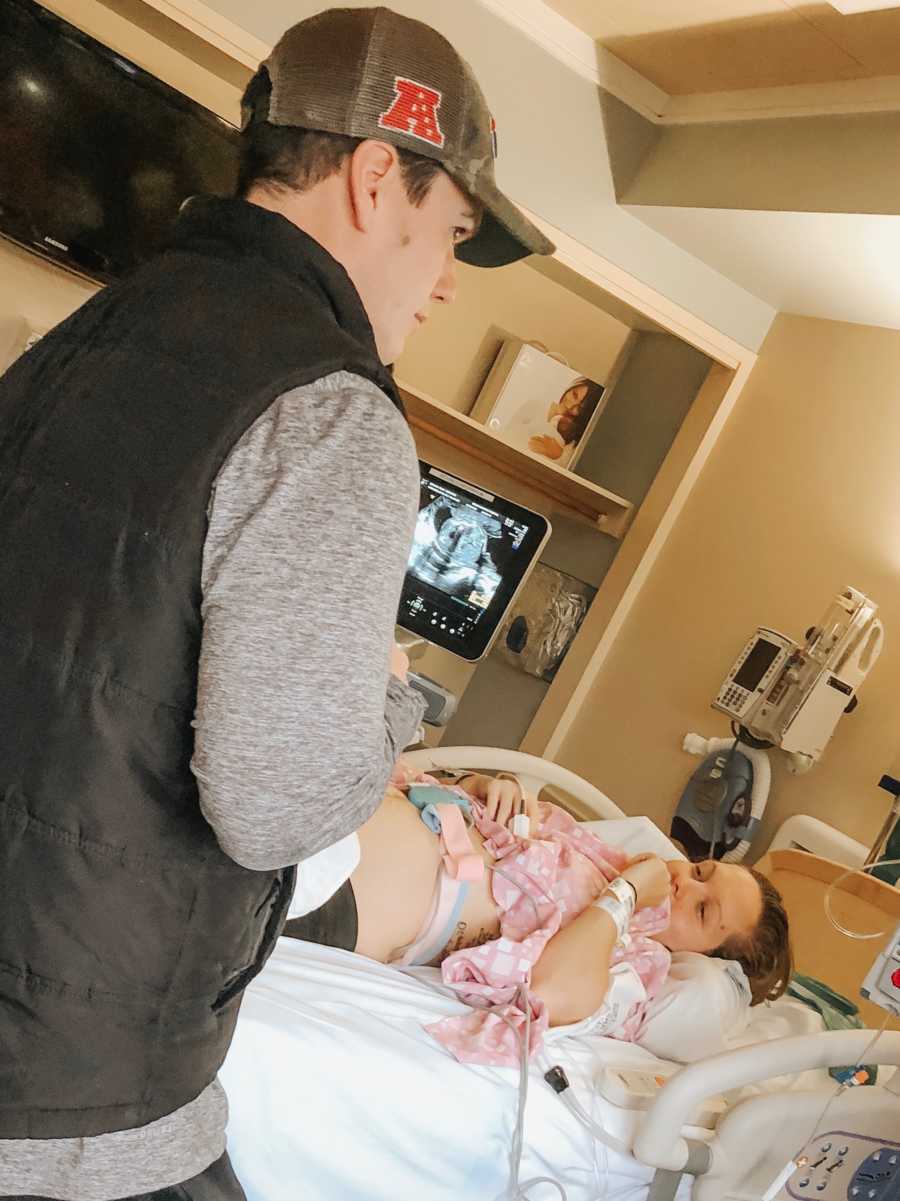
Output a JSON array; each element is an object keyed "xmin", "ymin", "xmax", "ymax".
[{"xmin": 452, "ymin": 178, "xmax": 555, "ymax": 268}]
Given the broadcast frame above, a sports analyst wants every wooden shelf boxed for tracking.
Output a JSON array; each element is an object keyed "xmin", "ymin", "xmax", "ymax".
[{"xmin": 397, "ymin": 382, "xmax": 633, "ymax": 538}]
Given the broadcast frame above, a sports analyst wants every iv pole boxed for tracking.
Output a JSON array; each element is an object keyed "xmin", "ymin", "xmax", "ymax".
[{"xmin": 864, "ymin": 773, "xmax": 900, "ymax": 868}]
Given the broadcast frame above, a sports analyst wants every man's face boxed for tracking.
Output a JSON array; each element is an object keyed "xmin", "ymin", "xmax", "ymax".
[{"xmin": 362, "ymin": 167, "xmax": 478, "ymax": 364}]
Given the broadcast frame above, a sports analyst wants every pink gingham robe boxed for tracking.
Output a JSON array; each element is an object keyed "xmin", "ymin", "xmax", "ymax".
[{"xmin": 426, "ymin": 800, "xmax": 671, "ymax": 1067}]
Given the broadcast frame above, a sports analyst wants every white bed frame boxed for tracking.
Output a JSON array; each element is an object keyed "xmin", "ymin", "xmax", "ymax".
[
  {"xmin": 403, "ymin": 747, "xmax": 900, "ymax": 1201},
  {"xmin": 403, "ymin": 744, "xmax": 626, "ymax": 820}
]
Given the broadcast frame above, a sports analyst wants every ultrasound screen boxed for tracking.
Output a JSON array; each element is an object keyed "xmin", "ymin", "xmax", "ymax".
[{"xmin": 398, "ymin": 464, "xmax": 549, "ymax": 661}]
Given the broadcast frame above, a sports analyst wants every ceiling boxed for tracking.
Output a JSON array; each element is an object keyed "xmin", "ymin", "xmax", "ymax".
[
  {"xmin": 532, "ymin": 0, "xmax": 900, "ymax": 331},
  {"xmin": 626, "ymin": 206, "xmax": 900, "ymax": 330},
  {"xmin": 543, "ymin": 0, "xmax": 900, "ymax": 93}
]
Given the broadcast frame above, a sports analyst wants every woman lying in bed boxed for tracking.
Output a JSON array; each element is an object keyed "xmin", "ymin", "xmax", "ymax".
[{"xmin": 286, "ymin": 768, "xmax": 792, "ymax": 1059}]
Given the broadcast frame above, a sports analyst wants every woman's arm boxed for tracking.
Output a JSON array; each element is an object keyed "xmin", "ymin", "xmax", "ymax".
[
  {"xmin": 531, "ymin": 906, "xmax": 618, "ymax": 1026},
  {"xmin": 532, "ymin": 856, "xmax": 671, "ymax": 1027}
]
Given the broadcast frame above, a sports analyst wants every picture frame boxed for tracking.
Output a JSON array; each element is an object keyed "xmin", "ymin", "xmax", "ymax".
[{"xmin": 469, "ymin": 338, "xmax": 606, "ymax": 471}]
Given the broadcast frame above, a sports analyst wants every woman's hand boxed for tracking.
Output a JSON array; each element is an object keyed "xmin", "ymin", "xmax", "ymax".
[
  {"xmin": 459, "ymin": 773, "xmax": 540, "ymax": 832},
  {"xmin": 389, "ymin": 756, "xmax": 416, "ymax": 788},
  {"xmin": 618, "ymin": 854, "xmax": 670, "ymax": 911}
]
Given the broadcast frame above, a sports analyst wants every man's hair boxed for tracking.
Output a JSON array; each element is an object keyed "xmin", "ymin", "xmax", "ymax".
[
  {"xmin": 237, "ymin": 123, "xmax": 446, "ymax": 207},
  {"xmin": 712, "ymin": 868, "xmax": 793, "ymax": 1006}
]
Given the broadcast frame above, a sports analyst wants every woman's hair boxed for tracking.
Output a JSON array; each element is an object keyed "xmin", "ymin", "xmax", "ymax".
[
  {"xmin": 711, "ymin": 867, "xmax": 793, "ymax": 1005},
  {"xmin": 554, "ymin": 378, "xmax": 604, "ymax": 447}
]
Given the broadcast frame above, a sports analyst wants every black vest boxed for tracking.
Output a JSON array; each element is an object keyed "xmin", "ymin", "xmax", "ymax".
[{"xmin": 0, "ymin": 198, "xmax": 402, "ymax": 1138}]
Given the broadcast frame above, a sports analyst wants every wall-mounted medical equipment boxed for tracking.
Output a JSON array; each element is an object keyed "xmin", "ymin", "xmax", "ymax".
[
  {"xmin": 396, "ymin": 461, "xmax": 550, "ymax": 662},
  {"xmin": 674, "ymin": 734, "xmax": 772, "ymax": 862},
  {"xmin": 712, "ymin": 586, "xmax": 883, "ymax": 774},
  {"xmin": 674, "ymin": 588, "xmax": 883, "ymax": 861},
  {"xmin": 861, "ymin": 920, "xmax": 900, "ymax": 1017}
]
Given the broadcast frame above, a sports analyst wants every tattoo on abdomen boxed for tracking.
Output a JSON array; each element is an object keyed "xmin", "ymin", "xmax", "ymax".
[{"xmin": 440, "ymin": 922, "xmax": 495, "ymax": 962}]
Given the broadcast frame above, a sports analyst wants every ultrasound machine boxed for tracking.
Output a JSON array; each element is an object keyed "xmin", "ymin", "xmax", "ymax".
[{"xmin": 397, "ymin": 461, "xmax": 550, "ymax": 726}]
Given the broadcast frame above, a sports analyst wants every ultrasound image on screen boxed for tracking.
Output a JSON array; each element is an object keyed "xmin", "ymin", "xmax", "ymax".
[
  {"xmin": 408, "ymin": 482, "xmax": 527, "ymax": 619},
  {"xmin": 398, "ymin": 463, "xmax": 549, "ymax": 661}
]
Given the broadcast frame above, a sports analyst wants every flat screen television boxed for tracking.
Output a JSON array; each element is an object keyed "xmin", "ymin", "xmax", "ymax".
[{"xmin": 0, "ymin": 0, "xmax": 240, "ymax": 283}]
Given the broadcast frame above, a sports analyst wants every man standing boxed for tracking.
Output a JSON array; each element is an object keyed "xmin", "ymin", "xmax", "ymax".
[{"xmin": 0, "ymin": 7, "xmax": 552, "ymax": 1200}]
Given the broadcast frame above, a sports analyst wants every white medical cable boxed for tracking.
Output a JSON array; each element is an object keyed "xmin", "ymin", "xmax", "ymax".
[
  {"xmin": 411, "ymin": 863, "xmax": 570, "ymax": 1201},
  {"xmin": 558, "ymin": 1088, "xmax": 630, "ymax": 1158},
  {"xmin": 433, "ymin": 855, "xmax": 627, "ymax": 1200},
  {"xmin": 823, "ymin": 856, "xmax": 900, "ymax": 940},
  {"xmin": 484, "ymin": 865, "xmax": 570, "ymax": 1201},
  {"xmin": 426, "ymin": 971, "xmax": 568, "ymax": 1201},
  {"xmin": 539, "ymin": 1057, "xmax": 631, "ymax": 1158},
  {"xmin": 488, "ymin": 858, "xmax": 649, "ymax": 1186},
  {"xmin": 502, "ymin": 987, "xmax": 567, "ymax": 1201}
]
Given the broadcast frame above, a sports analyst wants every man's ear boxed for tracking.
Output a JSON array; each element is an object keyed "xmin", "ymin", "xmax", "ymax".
[{"xmin": 346, "ymin": 139, "xmax": 401, "ymax": 233}]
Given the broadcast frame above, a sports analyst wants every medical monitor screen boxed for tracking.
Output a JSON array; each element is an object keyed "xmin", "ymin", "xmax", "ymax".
[
  {"xmin": 0, "ymin": 0, "xmax": 239, "ymax": 283},
  {"xmin": 734, "ymin": 638, "xmax": 781, "ymax": 691},
  {"xmin": 398, "ymin": 463, "xmax": 550, "ymax": 661}
]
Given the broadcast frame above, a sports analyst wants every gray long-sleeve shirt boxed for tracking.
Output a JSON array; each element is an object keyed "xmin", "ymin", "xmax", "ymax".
[{"xmin": 0, "ymin": 372, "xmax": 425, "ymax": 1199}]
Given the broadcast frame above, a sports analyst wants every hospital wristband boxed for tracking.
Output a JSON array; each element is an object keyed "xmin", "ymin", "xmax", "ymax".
[{"xmin": 592, "ymin": 877, "xmax": 636, "ymax": 946}]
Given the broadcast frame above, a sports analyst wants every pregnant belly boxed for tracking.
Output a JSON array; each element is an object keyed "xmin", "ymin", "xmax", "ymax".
[{"xmin": 352, "ymin": 791, "xmax": 500, "ymax": 963}]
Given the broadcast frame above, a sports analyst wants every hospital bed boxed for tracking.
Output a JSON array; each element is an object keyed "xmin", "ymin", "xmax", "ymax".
[{"xmin": 220, "ymin": 748, "xmax": 900, "ymax": 1201}]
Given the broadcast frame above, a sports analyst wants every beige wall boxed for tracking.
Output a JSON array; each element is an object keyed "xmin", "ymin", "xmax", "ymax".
[
  {"xmin": 0, "ymin": 241, "xmax": 96, "ymax": 337},
  {"xmin": 557, "ymin": 312, "xmax": 900, "ymax": 853},
  {"xmin": 396, "ymin": 259, "xmax": 632, "ymax": 414}
]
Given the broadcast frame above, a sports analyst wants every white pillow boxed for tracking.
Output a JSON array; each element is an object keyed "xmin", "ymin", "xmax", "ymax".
[
  {"xmin": 581, "ymin": 815, "xmax": 685, "ymax": 862},
  {"xmin": 636, "ymin": 952, "xmax": 751, "ymax": 1063},
  {"xmin": 580, "ymin": 817, "xmax": 751, "ymax": 1062}
]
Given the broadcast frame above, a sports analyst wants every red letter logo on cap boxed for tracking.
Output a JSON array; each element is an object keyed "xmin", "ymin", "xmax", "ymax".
[{"xmin": 378, "ymin": 77, "xmax": 445, "ymax": 148}]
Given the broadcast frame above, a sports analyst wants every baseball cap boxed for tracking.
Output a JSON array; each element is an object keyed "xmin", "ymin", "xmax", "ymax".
[{"xmin": 240, "ymin": 6, "xmax": 555, "ymax": 268}]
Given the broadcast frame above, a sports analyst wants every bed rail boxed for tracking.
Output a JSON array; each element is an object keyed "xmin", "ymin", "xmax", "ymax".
[
  {"xmin": 633, "ymin": 1029, "xmax": 900, "ymax": 1173},
  {"xmin": 402, "ymin": 745, "xmax": 626, "ymax": 820}
]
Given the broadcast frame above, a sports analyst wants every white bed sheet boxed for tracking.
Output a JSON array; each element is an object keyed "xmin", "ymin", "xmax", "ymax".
[
  {"xmin": 222, "ymin": 938, "xmax": 825, "ymax": 1201},
  {"xmin": 221, "ymin": 936, "xmax": 690, "ymax": 1201}
]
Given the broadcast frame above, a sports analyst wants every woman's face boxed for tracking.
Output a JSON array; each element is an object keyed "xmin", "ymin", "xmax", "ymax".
[
  {"xmin": 658, "ymin": 860, "xmax": 761, "ymax": 954},
  {"xmin": 548, "ymin": 382, "xmax": 589, "ymax": 420}
]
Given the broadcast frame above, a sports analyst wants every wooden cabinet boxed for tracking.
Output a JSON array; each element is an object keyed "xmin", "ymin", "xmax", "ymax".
[{"xmin": 398, "ymin": 382, "xmax": 633, "ymax": 536}]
